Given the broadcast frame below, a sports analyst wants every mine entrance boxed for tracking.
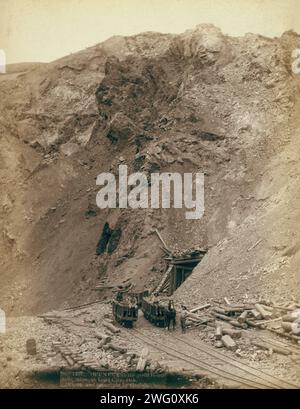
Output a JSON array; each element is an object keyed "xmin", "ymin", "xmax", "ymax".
[
  {"xmin": 155, "ymin": 249, "xmax": 207, "ymax": 295},
  {"xmin": 169, "ymin": 256, "xmax": 204, "ymax": 294},
  {"xmin": 171, "ymin": 259, "xmax": 200, "ymax": 293}
]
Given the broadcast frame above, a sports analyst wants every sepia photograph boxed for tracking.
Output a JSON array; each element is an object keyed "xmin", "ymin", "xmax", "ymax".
[{"xmin": 0, "ymin": 0, "xmax": 300, "ymax": 398}]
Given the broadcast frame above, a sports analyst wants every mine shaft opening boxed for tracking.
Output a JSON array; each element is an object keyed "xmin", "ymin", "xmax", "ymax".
[
  {"xmin": 170, "ymin": 259, "xmax": 202, "ymax": 294},
  {"xmin": 156, "ymin": 249, "xmax": 207, "ymax": 296}
]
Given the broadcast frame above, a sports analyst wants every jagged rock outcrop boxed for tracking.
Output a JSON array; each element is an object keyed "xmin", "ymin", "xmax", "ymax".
[{"xmin": 1, "ymin": 25, "xmax": 300, "ymax": 314}]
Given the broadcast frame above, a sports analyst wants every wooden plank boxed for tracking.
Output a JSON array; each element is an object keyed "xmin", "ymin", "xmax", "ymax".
[
  {"xmin": 269, "ymin": 328, "xmax": 300, "ymax": 343},
  {"xmin": 154, "ymin": 264, "xmax": 173, "ymax": 294},
  {"xmin": 224, "ymin": 297, "xmax": 230, "ymax": 305},
  {"xmin": 255, "ymin": 304, "xmax": 272, "ymax": 320},
  {"xmin": 136, "ymin": 347, "xmax": 149, "ymax": 372},
  {"xmin": 251, "ymin": 340, "xmax": 291, "ymax": 356},
  {"xmin": 171, "ymin": 258, "xmax": 202, "ymax": 265},
  {"xmin": 221, "ymin": 335, "xmax": 236, "ymax": 350},
  {"xmin": 237, "ymin": 311, "xmax": 248, "ymax": 323},
  {"xmin": 155, "ymin": 229, "xmax": 172, "ymax": 253},
  {"xmin": 103, "ymin": 321, "xmax": 121, "ymax": 334},
  {"xmin": 190, "ymin": 303, "xmax": 211, "ymax": 313},
  {"xmin": 212, "ymin": 312, "xmax": 231, "ymax": 322}
]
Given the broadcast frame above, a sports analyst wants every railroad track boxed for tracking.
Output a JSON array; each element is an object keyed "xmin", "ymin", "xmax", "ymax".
[
  {"xmin": 171, "ymin": 334, "xmax": 298, "ymax": 389},
  {"xmin": 125, "ymin": 328, "xmax": 298, "ymax": 389},
  {"xmin": 42, "ymin": 310, "xmax": 299, "ymax": 388},
  {"xmin": 258, "ymin": 335, "xmax": 300, "ymax": 355}
]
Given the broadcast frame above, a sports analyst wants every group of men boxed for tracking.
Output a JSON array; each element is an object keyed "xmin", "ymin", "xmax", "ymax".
[
  {"xmin": 115, "ymin": 291, "xmax": 188, "ymax": 332},
  {"xmin": 165, "ymin": 300, "xmax": 188, "ymax": 333}
]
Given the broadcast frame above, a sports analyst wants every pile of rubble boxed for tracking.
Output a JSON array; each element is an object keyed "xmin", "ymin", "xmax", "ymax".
[
  {"xmin": 170, "ymin": 247, "xmax": 207, "ymax": 260},
  {"xmin": 183, "ymin": 298, "xmax": 300, "ymax": 356},
  {"xmin": 39, "ymin": 305, "xmax": 167, "ymax": 375}
]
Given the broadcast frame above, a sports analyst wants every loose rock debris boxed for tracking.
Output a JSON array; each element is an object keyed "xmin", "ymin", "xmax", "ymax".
[
  {"xmin": 1, "ymin": 297, "xmax": 300, "ymax": 388},
  {"xmin": 1, "ymin": 24, "xmax": 300, "ymax": 389}
]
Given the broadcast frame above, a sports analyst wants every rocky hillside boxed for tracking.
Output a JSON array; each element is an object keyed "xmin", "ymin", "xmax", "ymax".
[{"xmin": 1, "ymin": 25, "xmax": 300, "ymax": 314}]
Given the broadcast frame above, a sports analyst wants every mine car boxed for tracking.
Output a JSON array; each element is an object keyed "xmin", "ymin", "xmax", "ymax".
[
  {"xmin": 141, "ymin": 297, "xmax": 168, "ymax": 327},
  {"xmin": 112, "ymin": 301, "xmax": 138, "ymax": 328}
]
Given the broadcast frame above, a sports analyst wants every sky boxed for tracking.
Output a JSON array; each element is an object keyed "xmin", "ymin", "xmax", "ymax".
[{"xmin": 0, "ymin": 0, "xmax": 299, "ymax": 64}]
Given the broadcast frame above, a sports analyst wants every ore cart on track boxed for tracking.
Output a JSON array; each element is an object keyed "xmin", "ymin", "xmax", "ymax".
[{"xmin": 112, "ymin": 301, "xmax": 138, "ymax": 328}]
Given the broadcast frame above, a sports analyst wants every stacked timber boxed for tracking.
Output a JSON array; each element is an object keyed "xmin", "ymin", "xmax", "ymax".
[
  {"xmin": 185, "ymin": 304, "xmax": 212, "ymax": 328},
  {"xmin": 210, "ymin": 302, "xmax": 281, "ymax": 330},
  {"xmin": 280, "ymin": 310, "xmax": 300, "ymax": 340}
]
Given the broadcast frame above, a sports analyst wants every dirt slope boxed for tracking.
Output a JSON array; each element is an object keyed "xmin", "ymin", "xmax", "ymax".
[
  {"xmin": 176, "ymin": 97, "xmax": 300, "ymax": 306},
  {"xmin": 1, "ymin": 25, "xmax": 300, "ymax": 314}
]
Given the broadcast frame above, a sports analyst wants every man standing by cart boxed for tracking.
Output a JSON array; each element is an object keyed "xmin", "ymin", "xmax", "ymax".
[{"xmin": 180, "ymin": 305, "xmax": 188, "ymax": 333}]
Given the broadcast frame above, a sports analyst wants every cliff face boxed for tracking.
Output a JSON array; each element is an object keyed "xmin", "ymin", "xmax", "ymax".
[{"xmin": 1, "ymin": 25, "xmax": 300, "ymax": 314}]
